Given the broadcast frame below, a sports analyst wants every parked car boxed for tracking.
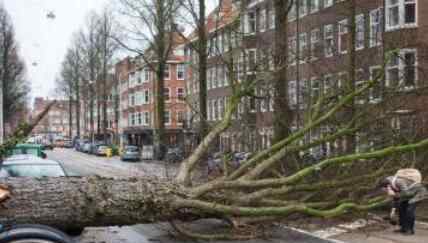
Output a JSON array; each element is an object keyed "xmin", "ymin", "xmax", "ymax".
[
  {"xmin": 121, "ymin": 146, "xmax": 141, "ymax": 162},
  {"xmin": 89, "ymin": 142, "xmax": 103, "ymax": 155},
  {"xmin": 95, "ymin": 145, "xmax": 109, "ymax": 156},
  {"xmin": 82, "ymin": 142, "xmax": 92, "ymax": 153},
  {"xmin": 8, "ymin": 144, "xmax": 47, "ymax": 159},
  {"xmin": 0, "ymin": 155, "xmax": 67, "ymax": 178},
  {"xmin": 165, "ymin": 147, "xmax": 184, "ymax": 163},
  {"xmin": 63, "ymin": 139, "xmax": 73, "ymax": 148}
]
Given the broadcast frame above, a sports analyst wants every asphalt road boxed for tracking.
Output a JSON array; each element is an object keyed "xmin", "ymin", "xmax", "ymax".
[
  {"xmin": 46, "ymin": 149, "xmax": 336, "ymax": 243},
  {"xmin": 46, "ymin": 148, "xmax": 177, "ymax": 179}
]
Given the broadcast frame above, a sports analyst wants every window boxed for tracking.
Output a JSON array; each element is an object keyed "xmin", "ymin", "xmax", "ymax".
[
  {"xmin": 207, "ymin": 100, "xmax": 212, "ymax": 121},
  {"xmin": 130, "ymin": 93, "xmax": 136, "ymax": 106},
  {"xmin": 288, "ymin": 81, "xmax": 297, "ymax": 107},
  {"xmin": 131, "ymin": 113, "xmax": 136, "ymax": 126},
  {"xmin": 164, "ymin": 111, "xmax": 171, "ymax": 125},
  {"xmin": 247, "ymin": 49, "xmax": 257, "ymax": 73},
  {"xmin": 324, "ymin": 24, "xmax": 334, "ymax": 57},
  {"xmin": 311, "ymin": 77, "xmax": 320, "ymax": 100},
  {"xmin": 386, "ymin": 54, "xmax": 400, "ymax": 87},
  {"xmin": 164, "ymin": 88, "xmax": 170, "ymax": 101},
  {"xmin": 403, "ymin": 50, "xmax": 417, "ymax": 89},
  {"xmin": 218, "ymin": 98, "xmax": 224, "ymax": 119},
  {"xmin": 369, "ymin": 66, "xmax": 382, "ymax": 102},
  {"xmin": 370, "ymin": 8, "xmax": 383, "ymax": 47},
  {"xmin": 143, "ymin": 89, "xmax": 150, "ymax": 104},
  {"xmin": 177, "ymin": 88, "xmax": 185, "ymax": 101},
  {"xmin": 213, "ymin": 99, "xmax": 218, "ymax": 121},
  {"xmin": 288, "ymin": 2, "xmax": 297, "ymax": 21},
  {"xmin": 289, "ymin": 36, "xmax": 297, "ymax": 64},
  {"xmin": 324, "ymin": 0, "xmax": 333, "ymax": 8},
  {"xmin": 137, "ymin": 112, "xmax": 142, "ymax": 125},
  {"xmin": 299, "ymin": 33, "xmax": 307, "ymax": 63},
  {"xmin": 309, "ymin": 0, "xmax": 319, "ymax": 13},
  {"xmin": 164, "ymin": 64, "xmax": 170, "ymax": 80},
  {"xmin": 177, "ymin": 111, "xmax": 185, "ymax": 125},
  {"xmin": 247, "ymin": 11, "xmax": 256, "ymax": 34},
  {"xmin": 259, "ymin": 9, "xmax": 266, "ymax": 32},
  {"xmin": 299, "ymin": 0, "xmax": 307, "ymax": 17},
  {"xmin": 143, "ymin": 68, "xmax": 150, "ymax": 82},
  {"xmin": 268, "ymin": 7, "xmax": 276, "ymax": 29},
  {"xmin": 143, "ymin": 112, "xmax": 150, "ymax": 126},
  {"xmin": 310, "ymin": 28, "xmax": 321, "ymax": 60},
  {"xmin": 356, "ymin": 14, "xmax": 365, "ymax": 50},
  {"xmin": 323, "ymin": 74, "xmax": 333, "ymax": 96},
  {"xmin": 386, "ymin": 0, "xmax": 417, "ymax": 30},
  {"xmin": 338, "ymin": 19, "xmax": 348, "ymax": 54},
  {"xmin": 386, "ymin": 49, "xmax": 417, "ymax": 89},
  {"xmin": 177, "ymin": 64, "xmax": 185, "ymax": 80}
]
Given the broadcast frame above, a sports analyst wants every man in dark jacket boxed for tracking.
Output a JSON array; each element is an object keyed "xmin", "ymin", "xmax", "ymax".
[{"xmin": 384, "ymin": 175, "xmax": 427, "ymax": 235}]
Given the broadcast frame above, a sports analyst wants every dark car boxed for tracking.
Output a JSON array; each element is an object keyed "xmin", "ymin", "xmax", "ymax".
[
  {"xmin": 121, "ymin": 146, "xmax": 141, "ymax": 162},
  {"xmin": 0, "ymin": 155, "xmax": 67, "ymax": 178},
  {"xmin": 82, "ymin": 142, "xmax": 92, "ymax": 153},
  {"xmin": 62, "ymin": 140, "xmax": 73, "ymax": 148},
  {"xmin": 165, "ymin": 147, "xmax": 184, "ymax": 163}
]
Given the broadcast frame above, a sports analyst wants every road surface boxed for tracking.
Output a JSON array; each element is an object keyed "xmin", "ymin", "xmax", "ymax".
[{"xmin": 46, "ymin": 148, "xmax": 177, "ymax": 179}]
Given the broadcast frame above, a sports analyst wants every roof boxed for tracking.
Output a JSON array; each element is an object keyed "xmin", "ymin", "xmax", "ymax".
[
  {"xmin": 187, "ymin": 0, "xmax": 238, "ymax": 41},
  {"xmin": 4, "ymin": 155, "xmax": 60, "ymax": 165}
]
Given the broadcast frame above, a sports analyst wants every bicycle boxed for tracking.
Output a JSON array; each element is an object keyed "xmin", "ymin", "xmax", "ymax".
[{"xmin": 0, "ymin": 224, "xmax": 74, "ymax": 243}]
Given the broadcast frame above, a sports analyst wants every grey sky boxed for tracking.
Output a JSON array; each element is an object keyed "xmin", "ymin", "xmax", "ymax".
[
  {"xmin": 3, "ymin": 0, "xmax": 217, "ymax": 104},
  {"xmin": 3, "ymin": 0, "xmax": 109, "ymax": 101}
]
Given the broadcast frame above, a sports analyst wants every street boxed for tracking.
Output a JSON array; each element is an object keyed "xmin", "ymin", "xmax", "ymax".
[{"xmin": 46, "ymin": 148, "xmax": 177, "ymax": 179}]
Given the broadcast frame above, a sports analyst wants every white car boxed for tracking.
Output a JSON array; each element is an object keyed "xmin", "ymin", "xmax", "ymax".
[{"xmin": 0, "ymin": 155, "xmax": 67, "ymax": 178}]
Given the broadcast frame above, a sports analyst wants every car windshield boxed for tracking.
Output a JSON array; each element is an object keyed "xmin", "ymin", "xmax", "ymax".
[
  {"xmin": 1, "ymin": 164, "xmax": 66, "ymax": 177},
  {"xmin": 126, "ymin": 147, "xmax": 139, "ymax": 152},
  {"xmin": 11, "ymin": 148, "xmax": 39, "ymax": 156}
]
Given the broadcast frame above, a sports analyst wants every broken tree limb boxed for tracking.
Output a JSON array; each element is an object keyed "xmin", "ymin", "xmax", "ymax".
[{"xmin": 0, "ymin": 177, "xmax": 185, "ymax": 231}]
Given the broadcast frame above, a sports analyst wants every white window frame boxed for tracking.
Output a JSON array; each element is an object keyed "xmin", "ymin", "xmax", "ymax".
[
  {"xmin": 259, "ymin": 8, "xmax": 266, "ymax": 32},
  {"xmin": 164, "ymin": 64, "xmax": 170, "ymax": 80},
  {"xmin": 310, "ymin": 28, "xmax": 320, "ymax": 60},
  {"xmin": 324, "ymin": 0, "xmax": 333, "ymax": 8},
  {"xmin": 355, "ymin": 14, "xmax": 365, "ymax": 51},
  {"xmin": 369, "ymin": 8, "xmax": 383, "ymax": 47},
  {"xmin": 164, "ymin": 110, "xmax": 171, "ymax": 125},
  {"xmin": 324, "ymin": 24, "xmax": 334, "ymax": 58},
  {"xmin": 177, "ymin": 87, "xmax": 185, "ymax": 102},
  {"xmin": 177, "ymin": 64, "xmax": 185, "ymax": 80},
  {"xmin": 338, "ymin": 19, "xmax": 348, "ymax": 54},
  {"xmin": 164, "ymin": 87, "xmax": 171, "ymax": 103},
  {"xmin": 369, "ymin": 65, "xmax": 382, "ymax": 103},
  {"xmin": 309, "ymin": 0, "xmax": 319, "ymax": 14},
  {"xmin": 386, "ymin": 0, "xmax": 418, "ymax": 31},
  {"xmin": 299, "ymin": 32, "xmax": 307, "ymax": 63}
]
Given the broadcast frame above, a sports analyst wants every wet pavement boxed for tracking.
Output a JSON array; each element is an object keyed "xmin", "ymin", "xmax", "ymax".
[
  {"xmin": 77, "ymin": 220, "xmax": 335, "ymax": 243},
  {"xmin": 46, "ymin": 148, "xmax": 178, "ymax": 179}
]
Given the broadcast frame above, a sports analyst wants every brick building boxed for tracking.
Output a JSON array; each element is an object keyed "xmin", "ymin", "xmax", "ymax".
[
  {"xmin": 186, "ymin": 0, "xmax": 428, "ymax": 156},
  {"xmin": 118, "ymin": 34, "xmax": 188, "ymax": 148},
  {"xmin": 32, "ymin": 97, "xmax": 76, "ymax": 139}
]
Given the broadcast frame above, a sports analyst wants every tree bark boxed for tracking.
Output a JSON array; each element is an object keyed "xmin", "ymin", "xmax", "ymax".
[{"xmin": 0, "ymin": 177, "xmax": 183, "ymax": 231}]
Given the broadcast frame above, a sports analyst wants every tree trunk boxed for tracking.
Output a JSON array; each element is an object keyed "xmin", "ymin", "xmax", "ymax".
[
  {"xmin": 75, "ymin": 79, "xmax": 81, "ymax": 138},
  {"xmin": 0, "ymin": 177, "xmax": 183, "ymax": 231},
  {"xmin": 68, "ymin": 97, "xmax": 73, "ymax": 139},
  {"xmin": 197, "ymin": 0, "xmax": 208, "ymax": 141}
]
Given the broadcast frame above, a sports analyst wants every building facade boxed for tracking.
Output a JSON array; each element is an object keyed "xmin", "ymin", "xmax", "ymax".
[
  {"xmin": 118, "ymin": 35, "xmax": 188, "ymax": 148},
  {"xmin": 32, "ymin": 97, "xmax": 76, "ymax": 139},
  {"xmin": 185, "ymin": 0, "xmax": 428, "ymax": 156}
]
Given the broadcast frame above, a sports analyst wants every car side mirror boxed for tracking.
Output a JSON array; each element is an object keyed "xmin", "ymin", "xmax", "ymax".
[{"xmin": 41, "ymin": 152, "xmax": 47, "ymax": 159}]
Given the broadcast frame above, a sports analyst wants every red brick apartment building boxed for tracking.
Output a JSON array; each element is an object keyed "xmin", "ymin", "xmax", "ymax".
[
  {"xmin": 186, "ymin": 0, "xmax": 428, "ymax": 156},
  {"xmin": 32, "ymin": 97, "xmax": 76, "ymax": 138},
  {"xmin": 117, "ymin": 35, "xmax": 188, "ymax": 148}
]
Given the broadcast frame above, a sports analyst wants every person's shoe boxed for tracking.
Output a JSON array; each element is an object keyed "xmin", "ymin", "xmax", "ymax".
[
  {"xmin": 393, "ymin": 229, "xmax": 405, "ymax": 233},
  {"xmin": 402, "ymin": 230, "xmax": 415, "ymax": 236}
]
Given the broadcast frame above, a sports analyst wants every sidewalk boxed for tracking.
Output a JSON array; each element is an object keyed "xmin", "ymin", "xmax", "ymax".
[{"xmin": 330, "ymin": 221, "xmax": 428, "ymax": 243}]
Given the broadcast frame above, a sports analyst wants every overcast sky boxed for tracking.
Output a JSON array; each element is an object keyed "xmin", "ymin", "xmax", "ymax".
[
  {"xmin": 3, "ymin": 0, "xmax": 110, "ymax": 102},
  {"xmin": 3, "ymin": 0, "xmax": 217, "ymax": 104}
]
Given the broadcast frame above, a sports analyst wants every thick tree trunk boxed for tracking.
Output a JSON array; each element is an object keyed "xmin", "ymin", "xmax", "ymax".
[{"xmin": 0, "ymin": 177, "xmax": 183, "ymax": 231}]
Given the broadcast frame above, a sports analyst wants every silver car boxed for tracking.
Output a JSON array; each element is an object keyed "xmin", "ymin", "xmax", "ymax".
[
  {"xmin": 0, "ymin": 155, "xmax": 67, "ymax": 178},
  {"xmin": 121, "ymin": 146, "xmax": 141, "ymax": 162}
]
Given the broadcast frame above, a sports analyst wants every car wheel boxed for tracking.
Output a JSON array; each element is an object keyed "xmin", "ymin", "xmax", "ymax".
[{"xmin": 0, "ymin": 224, "xmax": 74, "ymax": 243}]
